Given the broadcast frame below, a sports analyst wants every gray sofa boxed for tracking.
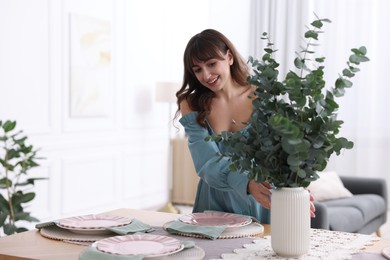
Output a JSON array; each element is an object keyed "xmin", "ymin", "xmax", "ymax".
[{"xmin": 311, "ymin": 176, "xmax": 388, "ymax": 235}]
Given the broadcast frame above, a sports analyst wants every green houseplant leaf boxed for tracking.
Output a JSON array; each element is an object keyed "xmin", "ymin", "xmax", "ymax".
[{"xmin": 0, "ymin": 120, "xmax": 46, "ymax": 235}]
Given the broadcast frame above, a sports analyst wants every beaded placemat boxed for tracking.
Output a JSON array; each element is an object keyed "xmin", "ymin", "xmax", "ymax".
[
  {"xmin": 39, "ymin": 224, "xmax": 115, "ymax": 243},
  {"xmin": 210, "ymin": 228, "xmax": 380, "ymax": 259},
  {"xmin": 163, "ymin": 221, "xmax": 264, "ymax": 239}
]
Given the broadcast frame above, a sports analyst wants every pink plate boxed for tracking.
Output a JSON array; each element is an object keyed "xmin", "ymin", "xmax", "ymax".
[
  {"xmin": 58, "ymin": 214, "xmax": 131, "ymax": 230},
  {"xmin": 96, "ymin": 234, "xmax": 183, "ymax": 256},
  {"xmin": 178, "ymin": 212, "xmax": 252, "ymax": 227}
]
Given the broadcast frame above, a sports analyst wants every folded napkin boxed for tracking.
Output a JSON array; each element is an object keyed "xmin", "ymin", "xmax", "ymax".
[
  {"xmin": 35, "ymin": 220, "xmax": 58, "ymax": 229},
  {"xmin": 107, "ymin": 219, "xmax": 154, "ymax": 234},
  {"xmin": 78, "ymin": 240, "xmax": 195, "ymax": 260},
  {"xmin": 78, "ymin": 247, "xmax": 144, "ymax": 260},
  {"xmin": 165, "ymin": 220, "xmax": 226, "ymax": 240},
  {"xmin": 35, "ymin": 218, "xmax": 154, "ymax": 235}
]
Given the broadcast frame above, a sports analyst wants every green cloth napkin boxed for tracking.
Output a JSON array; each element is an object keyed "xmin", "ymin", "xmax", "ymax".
[
  {"xmin": 35, "ymin": 219, "xmax": 154, "ymax": 235},
  {"xmin": 165, "ymin": 220, "xmax": 226, "ymax": 240},
  {"xmin": 35, "ymin": 221, "xmax": 58, "ymax": 229},
  {"xmin": 107, "ymin": 219, "xmax": 154, "ymax": 234},
  {"xmin": 78, "ymin": 247, "xmax": 144, "ymax": 260},
  {"xmin": 78, "ymin": 240, "xmax": 195, "ymax": 260}
]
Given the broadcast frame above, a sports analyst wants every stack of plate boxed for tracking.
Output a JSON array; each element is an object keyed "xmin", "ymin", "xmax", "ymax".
[
  {"xmin": 93, "ymin": 234, "xmax": 184, "ymax": 257},
  {"xmin": 57, "ymin": 214, "xmax": 132, "ymax": 235},
  {"xmin": 178, "ymin": 212, "xmax": 252, "ymax": 228},
  {"xmin": 164, "ymin": 211, "xmax": 264, "ymax": 239}
]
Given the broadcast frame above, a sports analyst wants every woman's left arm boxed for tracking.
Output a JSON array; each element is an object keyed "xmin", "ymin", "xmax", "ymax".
[{"xmin": 179, "ymin": 112, "xmax": 250, "ymax": 202}]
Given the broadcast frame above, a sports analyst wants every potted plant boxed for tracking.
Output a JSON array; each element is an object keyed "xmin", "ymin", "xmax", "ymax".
[
  {"xmin": 206, "ymin": 15, "xmax": 369, "ymax": 257},
  {"xmin": 0, "ymin": 120, "xmax": 45, "ymax": 235}
]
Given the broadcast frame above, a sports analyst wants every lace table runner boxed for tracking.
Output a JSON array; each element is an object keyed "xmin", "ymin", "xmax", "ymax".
[{"xmin": 211, "ymin": 229, "xmax": 380, "ymax": 259}]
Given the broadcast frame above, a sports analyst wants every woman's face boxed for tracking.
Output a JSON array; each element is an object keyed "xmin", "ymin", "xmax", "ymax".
[{"xmin": 191, "ymin": 51, "xmax": 233, "ymax": 92}]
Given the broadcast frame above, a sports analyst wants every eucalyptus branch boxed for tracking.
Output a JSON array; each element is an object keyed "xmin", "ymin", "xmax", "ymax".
[{"xmin": 205, "ymin": 15, "xmax": 369, "ymax": 188}]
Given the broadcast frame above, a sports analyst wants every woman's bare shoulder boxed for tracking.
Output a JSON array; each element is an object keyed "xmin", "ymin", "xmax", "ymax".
[
  {"xmin": 180, "ymin": 99, "xmax": 193, "ymax": 116},
  {"xmin": 247, "ymin": 85, "xmax": 258, "ymax": 99}
]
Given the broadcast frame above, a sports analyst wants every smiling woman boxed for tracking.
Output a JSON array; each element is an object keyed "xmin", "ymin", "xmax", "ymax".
[{"xmin": 174, "ymin": 29, "xmax": 272, "ymax": 224}]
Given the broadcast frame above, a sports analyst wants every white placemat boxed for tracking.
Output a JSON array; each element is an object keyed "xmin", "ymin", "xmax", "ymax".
[
  {"xmin": 210, "ymin": 228, "xmax": 380, "ymax": 259},
  {"xmin": 40, "ymin": 225, "xmax": 114, "ymax": 242}
]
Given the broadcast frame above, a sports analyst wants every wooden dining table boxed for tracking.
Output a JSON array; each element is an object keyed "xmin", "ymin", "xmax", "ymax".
[
  {"xmin": 1, "ymin": 208, "xmax": 251, "ymax": 260},
  {"xmin": 0, "ymin": 208, "xmax": 388, "ymax": 260}
]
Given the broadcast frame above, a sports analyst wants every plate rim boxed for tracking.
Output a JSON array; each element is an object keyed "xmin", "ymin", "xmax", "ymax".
[
  {"xmin": 178, "ymin": 212, "xmax": 252, "ymax": 227},
  {"xmin": 57, "ymin": 214, "xmax": 132, "ymax": 230},
  {"xmin": 94, "ymin": 234, "xmax": 184, "ymax": 257}
]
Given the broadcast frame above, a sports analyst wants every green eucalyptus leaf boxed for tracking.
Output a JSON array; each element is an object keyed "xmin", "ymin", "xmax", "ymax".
[
  {"xmin": 311, "ymin": 20, "xmax": 323, "ymax": 29},
  {"xmin": 0, "ymin": 178, "xmax": 12, "ymax": 188},
  {"xmin": 304, "ymin": 30, "xmax": 318, "ymax": 40},
  {"xmin": 4, "ymin": 223, "xmax": 17, "ymax": 235},
  {"xmin": 2, "ymin": 120, "xmax": 17, "ymax": 132},
  {"xmin": 333, "ymin": 87, "xmax": 345, "ymax": 97},
  {"xmin": 15, "ymin": 177, "xmax": 48, "ymax": 187},
  {"xmin": 335, "ymin": 77, "xmax": 353, "ymax": 89},
  {"xmin": 0, "ymin": 193, "xmax": 8, "ymax": 207},
  {"xmin": 349, "ymin": 54, "xmax": 370, "ymax": 64},
  {"xmin": 297, "ymin": 169, "xmax": 307, "ymax": 178},
  {"xmin": 351, "ymin": 47, "xmax": 367, "ymax": 55},
  {"xmin": 14, "ymin": 212, "xmax": 39, "ymax": 222},
  {"xmin": 12, "ymin": 192, "xmax": 36, "ymax": 205},
  {"xmin": 358, "ymin": 46, "xmax": 367, "ymax": 55},
  {"xmin": 315, "ymin": 57, "xmax": 325, "ymax": 63},
  {"xmin": 342, "ymin": 69, "xmax": 355, "ymax": 78},
  {"xmin": 294, "ymin": 58, "xmax": 305, "ymax": 69},
  {"xmin": 287, "ymin": 155, "xmax": 302, "ymax": 167},
  {"xmin": 0, "ymin": 212, "xmax": 7, "ymax": 226},
  {"xmin": 312, "ymin": 137, "xmax": 325, "ymax": 149},
  {"xmin": 16, "ymin": 227, "xmax": 29, "ymax": 233}
]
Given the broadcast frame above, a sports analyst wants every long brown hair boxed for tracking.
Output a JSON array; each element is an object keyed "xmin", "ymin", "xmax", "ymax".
[{"xmin": 175, "ymin": 29, "xmax": 250, "ymax": 127}]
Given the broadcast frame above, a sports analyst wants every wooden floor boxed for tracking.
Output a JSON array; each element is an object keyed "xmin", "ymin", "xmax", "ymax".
[{"xmin": 174, "ymin": 204, "xmax": 390, "ymax": 238}]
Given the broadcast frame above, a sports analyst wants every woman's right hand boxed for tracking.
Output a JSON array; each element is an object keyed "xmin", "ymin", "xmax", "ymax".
[{"xmin": 247, "ymin": 180, "xmax": 272, "ymax": 209}]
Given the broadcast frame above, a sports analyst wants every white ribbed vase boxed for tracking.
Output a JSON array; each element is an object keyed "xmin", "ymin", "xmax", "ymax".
[{"xmin": 271, "ymin": 187, "xmax": 310, "ymax": 257}]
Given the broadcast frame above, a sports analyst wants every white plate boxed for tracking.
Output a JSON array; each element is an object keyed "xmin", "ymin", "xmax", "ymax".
[
  {"xmin": 178, "ymin": 212, "xmax": 252, "ymax": 227},
  {"xmin": 57, "ymin": 214, "xmax": 131, "ymax": 234},
  {"xmin": 95, "ymin": 234, "xmax": 184, "ymax": 257}
]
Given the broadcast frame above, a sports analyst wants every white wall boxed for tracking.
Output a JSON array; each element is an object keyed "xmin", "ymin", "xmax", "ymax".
[
  {"xmin": 208, "ymin": 0, "xmax": 252, "ymax": 59},
  {"xmin": 0, "ymin": 0, "xmax": 248, "ymax": 227}
]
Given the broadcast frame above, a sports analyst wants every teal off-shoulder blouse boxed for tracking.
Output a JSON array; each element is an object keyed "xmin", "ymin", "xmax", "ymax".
[{"xmin": 179, "ymin": 112, "xmax": 270, "ymax": 223}]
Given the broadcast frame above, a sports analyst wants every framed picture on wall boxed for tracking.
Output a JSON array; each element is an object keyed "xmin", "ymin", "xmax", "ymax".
[{"xmin": 69, "ymin": 13, "xmax": 111, "ymax": 118}]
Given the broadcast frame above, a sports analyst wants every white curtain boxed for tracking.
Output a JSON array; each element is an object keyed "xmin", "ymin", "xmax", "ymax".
[{"xmin": 249, "ymin": 0, "xmax": 390, "ymax": 194}]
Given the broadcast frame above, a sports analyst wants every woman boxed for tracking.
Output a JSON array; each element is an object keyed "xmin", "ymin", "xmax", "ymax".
[{"xmin": 175, "ymin": 29, "xmax": 314, "ymax": 223}]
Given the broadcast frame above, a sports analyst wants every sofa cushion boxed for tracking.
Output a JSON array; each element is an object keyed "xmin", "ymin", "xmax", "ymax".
[
  {"xmin": 323, "ymin": 194, "xmax": 386, "ymax": 232},
  {"xmin": 308, "ymin": 171, "xmax": 353, "ymax": 201},
  {"xmin": 327, "ymin": 206, "xmax": 364, "ymax": 232}
]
